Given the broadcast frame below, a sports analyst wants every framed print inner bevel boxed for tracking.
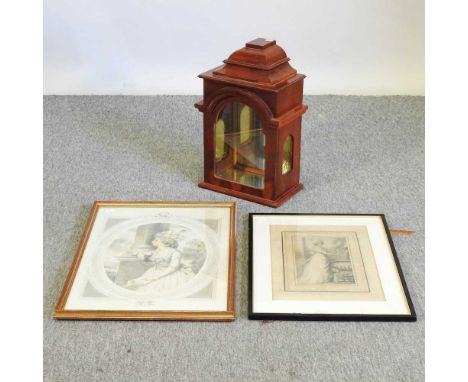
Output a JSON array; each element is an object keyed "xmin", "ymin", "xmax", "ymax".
[
  {"xmin": 249, "ymin": 213, "xmax": 416, "ymax": 321},
  {"xmin": 54, "ymin": 201, "xmax": 237, "ymax": 321}
]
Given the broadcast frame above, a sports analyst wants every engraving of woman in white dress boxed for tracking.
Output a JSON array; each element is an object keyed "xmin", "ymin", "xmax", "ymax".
[
  {"xmin": 298, "ymin": 239, "xmax": 332, "ymax": 284},
  {"xmin": 125, "ymin": 230, "xmax": 201, "ymax": 292}
]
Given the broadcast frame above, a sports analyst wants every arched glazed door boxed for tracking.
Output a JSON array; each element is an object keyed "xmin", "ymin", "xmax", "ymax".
[
  {"xmin": 214, "ymin": 102, "xmax": 265, "ymax": 189},
  {"xmin": 282, "ymin": 135, "xmax": 293, "ymax": 175}
]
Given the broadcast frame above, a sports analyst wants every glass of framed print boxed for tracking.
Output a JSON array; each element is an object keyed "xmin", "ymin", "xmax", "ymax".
[
  {"xmin": 248, "ymin": 213, "xmax": 416, "ymax": 321},
  {"xmin": 54, "ymin": 201, "xmax": 236, "ymax": 321}
]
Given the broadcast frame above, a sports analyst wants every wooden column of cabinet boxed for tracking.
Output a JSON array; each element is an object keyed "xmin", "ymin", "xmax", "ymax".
[{"xmin": 195, "ymin": 38, "xmax": 308, "ymax": 207}]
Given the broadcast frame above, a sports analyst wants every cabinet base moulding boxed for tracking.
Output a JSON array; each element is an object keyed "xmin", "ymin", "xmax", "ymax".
[{"xmin": 198, "ymin": 182, "xmax": 304, "ymax": 208}]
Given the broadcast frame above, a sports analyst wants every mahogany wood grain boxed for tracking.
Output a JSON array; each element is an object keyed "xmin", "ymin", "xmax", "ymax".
[{"xmin": 195, "ymin": 38, "xmax": 308, "ymax": 207}]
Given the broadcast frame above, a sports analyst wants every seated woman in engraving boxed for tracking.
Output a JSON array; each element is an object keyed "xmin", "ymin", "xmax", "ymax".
[
  {"xmin": 298, "ymin": 239, "xmax": 332, "ymax": 284},
  {"xmin": 125, "ymin": 231, "xmax": 199, "ymax": 292}
]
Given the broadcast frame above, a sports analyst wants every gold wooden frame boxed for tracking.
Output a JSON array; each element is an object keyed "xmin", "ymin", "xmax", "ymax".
[{"xmin": 54, "ymin": 201, "xmax": 237, "ymax": 321}]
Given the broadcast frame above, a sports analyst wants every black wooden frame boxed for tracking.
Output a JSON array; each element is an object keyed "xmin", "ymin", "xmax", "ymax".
[{"xmin": 248, "ymin": 213, "xmax": 417, "ymax": 321}]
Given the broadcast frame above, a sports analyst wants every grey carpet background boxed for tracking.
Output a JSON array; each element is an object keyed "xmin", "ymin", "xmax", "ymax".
[{"xmin": 44, "ymin": 95, "xmax": 424, "ymax": 382}]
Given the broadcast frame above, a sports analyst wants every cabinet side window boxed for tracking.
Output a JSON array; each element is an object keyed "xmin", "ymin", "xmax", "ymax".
[{"xmin": 282, "ymin": 135, "xmax": 293, "ymax": 175}]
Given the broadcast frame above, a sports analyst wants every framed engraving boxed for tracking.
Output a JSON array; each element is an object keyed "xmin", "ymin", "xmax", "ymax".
[
  {"xmin": 249, "ymin": 213, "xmax": 416, "ymax": 321},
  {"xmin": 54, "ymin": 201, "xmax": 236, "ymax": 321}
]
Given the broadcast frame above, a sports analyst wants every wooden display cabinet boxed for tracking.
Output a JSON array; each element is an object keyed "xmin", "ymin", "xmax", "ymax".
[{"xmin": 195, "ymin": 38, "xmax": 308, "ymax": 207}]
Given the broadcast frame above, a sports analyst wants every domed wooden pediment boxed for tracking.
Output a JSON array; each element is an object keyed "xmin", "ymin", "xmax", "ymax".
[{"xmin": 199, "ymin": 38, "xmax": 303, "ymax": 90}]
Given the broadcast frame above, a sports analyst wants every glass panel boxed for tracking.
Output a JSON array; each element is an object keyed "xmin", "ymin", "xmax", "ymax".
[
  {"xmin": 214, "ymin": 103, "xmax": 265, "ymax": 189},
  {"xmin": 282, "ymin": 135, "xmax": 293, "ymax": 175},
  {"xmin": 239, "ymin": 105, "xmax": 252, "ymax": 144},
  {"xmin": 215, "ymin": 119, "xmax": 227, "ymax": 161}
]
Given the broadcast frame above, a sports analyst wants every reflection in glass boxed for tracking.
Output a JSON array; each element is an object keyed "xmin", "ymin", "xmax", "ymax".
[
  {"xmin": 214, "ymin": 103, "xmax": 265, "ymax": 189},
  {"xmin": 282, "ymin": 135, "xmax": 293, "ymax": 175},
  {"xmin": 215, "ymin": 119, "xmax": 227, "ymax": 161}
]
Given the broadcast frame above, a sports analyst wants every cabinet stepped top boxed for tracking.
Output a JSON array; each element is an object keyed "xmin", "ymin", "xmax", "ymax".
[{"xmin": 198, "ymin": 38, "xmax": 305, "ymax": 90}]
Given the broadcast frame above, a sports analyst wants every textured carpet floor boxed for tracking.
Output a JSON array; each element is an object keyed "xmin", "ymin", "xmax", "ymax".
[{"xmin": 44, "ymin": 95, "xmax": 424, "ymax": 382}]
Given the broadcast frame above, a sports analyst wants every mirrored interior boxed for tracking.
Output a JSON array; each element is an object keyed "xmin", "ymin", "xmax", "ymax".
[
  {"xmin": 214, "ymin": 103, "xmax": 265, "ymax": 189},
  {"xmin": 282, "ymin": 135, "xmax": 293, "ymax": 175}
]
